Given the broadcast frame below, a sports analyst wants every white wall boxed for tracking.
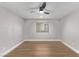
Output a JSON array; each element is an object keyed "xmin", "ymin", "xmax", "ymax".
[
  {"xmin": 0, "ymin": 6, "xmax": 24, "ymax": 56},
  {"xmin": 24, "ymin": 19, "xmax": 62, "ymax": 41},
  {"xmin": 62, "ymin": 9, "xmax": 79, "ymax": 51}
]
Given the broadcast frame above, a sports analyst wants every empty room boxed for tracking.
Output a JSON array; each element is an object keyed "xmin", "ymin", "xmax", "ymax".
[{"xmin": 0, "ymin": 2, "xmax": 79, "ymax": 57}]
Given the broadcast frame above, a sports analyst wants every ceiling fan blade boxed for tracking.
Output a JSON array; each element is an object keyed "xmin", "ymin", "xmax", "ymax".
[
  {"xmin": 40, "ymin": 2, "xmax": 46, "ymax": 11},
  {"xmin": 41, "ymin": 2, "xmax": 46, "ymax": 9},
  {"xmin": 44, "ymin": 11, "xmax": 50, "ymax": 14}
]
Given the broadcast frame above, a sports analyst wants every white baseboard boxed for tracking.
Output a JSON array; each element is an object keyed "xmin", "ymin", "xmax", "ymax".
[
  {"xmin": 24, "ymin": 39, "xmax": 61, "ymax": 41},
  {"xmin": 61, "ymin": 41, "xmax": 79, "ymax": 54},
  {"xmin": 1, "ymin": 40, "xmax": 24, "ymax": 57}
]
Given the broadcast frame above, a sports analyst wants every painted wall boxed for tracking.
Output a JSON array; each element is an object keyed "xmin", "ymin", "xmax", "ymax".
[
  {"xmin": 0, "ymin": 6, "xmax": 24, "ymax": 56},
  {"xmin": 62, "ymin": 9, "xmax": 79, "ymax": 51},
  {"xmin": 24, "ymin": 19, "xmax": 62, "ymax": 41}
]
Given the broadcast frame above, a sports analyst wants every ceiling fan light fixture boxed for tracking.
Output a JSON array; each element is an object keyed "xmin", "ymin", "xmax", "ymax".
[{"xmin": 39, "ymin": 11, "xmax": 44, "ymax": 13}]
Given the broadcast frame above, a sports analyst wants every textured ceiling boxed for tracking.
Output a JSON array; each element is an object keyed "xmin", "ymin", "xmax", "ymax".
[{"xmin": 0, "ymin": 2, "xmax": 79, "ymax": 19}]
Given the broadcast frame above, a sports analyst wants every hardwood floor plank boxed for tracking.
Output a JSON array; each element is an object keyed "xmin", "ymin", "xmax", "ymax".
[{"xmin": 5, "ymin": 41, "xmax": 79, "ymax": 57}]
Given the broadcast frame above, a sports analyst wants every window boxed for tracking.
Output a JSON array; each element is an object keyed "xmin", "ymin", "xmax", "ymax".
[{"xmin": 36, "ymin": 22, "xmax": 49, "ymax": 32}]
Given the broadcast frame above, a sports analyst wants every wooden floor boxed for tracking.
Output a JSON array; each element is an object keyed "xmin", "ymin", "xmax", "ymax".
[{"xmin": 5, "ymin": 41, "xmax": 79, "ymax": 57}]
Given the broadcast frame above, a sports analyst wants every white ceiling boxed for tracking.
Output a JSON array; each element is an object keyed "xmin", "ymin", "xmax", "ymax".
[{"xmin": 0, "ymin": 2, "xmax": 79, "ymax": 20}]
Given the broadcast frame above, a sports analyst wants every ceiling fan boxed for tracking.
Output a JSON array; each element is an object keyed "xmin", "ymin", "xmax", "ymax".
[{"xmin": 29, "ymin": 2, "xmax": 51, "ymax": 14}]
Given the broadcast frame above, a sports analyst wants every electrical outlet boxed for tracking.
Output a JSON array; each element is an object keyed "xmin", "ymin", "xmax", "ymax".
[{"xmin": 0, "ymin": 47, "xmax": 6, "ymax": 51}]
